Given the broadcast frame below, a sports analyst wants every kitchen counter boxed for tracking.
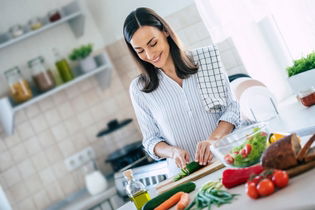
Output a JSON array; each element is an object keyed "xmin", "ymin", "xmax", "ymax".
[
  {"xmin": 118, "ymin": 95, "xmax": 315, "ymax": 210},
  {"xmin": 119, "ymin": 165, "xmax": 315, "ymax": 210}
]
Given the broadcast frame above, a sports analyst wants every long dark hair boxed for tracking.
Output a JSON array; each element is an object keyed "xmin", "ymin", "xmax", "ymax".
[{"xmin": 123, "ymin": 7, "xmax": 198, "ymax": 93}]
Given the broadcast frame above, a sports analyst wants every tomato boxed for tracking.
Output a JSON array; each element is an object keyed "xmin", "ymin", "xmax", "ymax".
[
  {"xmin": 257, "ymin": 179, "xmax": 275, "ymax": 196},
  {"xmin": 252, "ymin": 175, "xmax": 263, "ymax": 185},
  {"xmin": 240, "ymin": 149, "xmax": 247, "ymax": 158},
  {"xmin": 246, "ymin": 181, "xmax": 259, "ymax": 199},
  {"xmin": 245, "ymin": 144, "xmax": 252, "ymax": 155},
  {"xmin": 261, "ymin": 131, "xmax": 268, "ymax": 136},
  {"xmin": 272, "ymin": 170, "xmax": 289, "ymax": 188},
  {"xmin": 224, "ymin": 154, "xmax": 234, "ymax": 164}
]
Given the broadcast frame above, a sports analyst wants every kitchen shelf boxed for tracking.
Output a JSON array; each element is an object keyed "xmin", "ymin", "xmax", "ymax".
[
  {"xmin": 0, "ymin": 60, "xmax": 113, "ymax": 135},
  {"xmin": 0, "ymin": 1, "xmax": 84, "ymax": 49}
]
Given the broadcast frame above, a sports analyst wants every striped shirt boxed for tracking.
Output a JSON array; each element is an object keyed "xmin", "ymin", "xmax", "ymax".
[{"xmin": 129, "ymin": 51, "xmax": 240, "ymax": 175}]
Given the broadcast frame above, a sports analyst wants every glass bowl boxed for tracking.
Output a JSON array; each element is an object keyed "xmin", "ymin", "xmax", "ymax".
[{"xmin": 210, "ymin": 122, "xmax": 270, "ymax": 168}]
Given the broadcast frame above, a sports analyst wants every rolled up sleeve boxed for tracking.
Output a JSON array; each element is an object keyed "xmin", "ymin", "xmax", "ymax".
[
  {"xmin": 129, "ymin": 81, "xmax": 165, "ymax": 160},
  {"xmin": 218, "ymin": 75, "xmax": 241, "ymax": 128}
]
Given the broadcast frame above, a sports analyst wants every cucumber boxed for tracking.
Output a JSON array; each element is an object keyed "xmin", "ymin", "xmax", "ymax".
[
  {"xmin": 142, "ymin": 182, "xmax": 196, "ymax": 210},
  {"xmin": 173, "ymin": 161, "xmax": 203, "ymax": 181}
]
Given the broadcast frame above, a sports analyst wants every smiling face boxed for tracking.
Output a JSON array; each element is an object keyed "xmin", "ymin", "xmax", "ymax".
[{"xmin": 130, "ymin": 26, "xmax": 172, "ymax": 70}]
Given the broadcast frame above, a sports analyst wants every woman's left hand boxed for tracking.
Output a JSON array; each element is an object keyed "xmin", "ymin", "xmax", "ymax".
[{"xmin": 195, "ymin": 140, "xmax": 214, "ymax": 165}]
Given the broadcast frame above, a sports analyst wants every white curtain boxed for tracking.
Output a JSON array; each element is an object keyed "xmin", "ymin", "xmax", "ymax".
[{"xmin": 194, "ymin": 0, "xmax": 315, "ymax": 101}]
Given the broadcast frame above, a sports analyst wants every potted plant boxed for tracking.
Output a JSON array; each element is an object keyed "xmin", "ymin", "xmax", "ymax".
[
  {"xmin": 69, "ymin": 43, "xmax": 97, "ymax": 73},
  {"xmin": 287, "ymin": 52, "xmax": 315, "ymax": 93}
]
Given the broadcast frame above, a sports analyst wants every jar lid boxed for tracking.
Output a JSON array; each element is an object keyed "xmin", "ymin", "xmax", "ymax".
[
  {"xmin": 28, "ymin": 56, "xmax": 44, "ymax": 67},
  {"xmin": 4, "ymin": 66, "xmax": 21, "ymax": 77},
  {"xmin": 298, "ymin": 87, "xmax": 315, "ymax": 97}
]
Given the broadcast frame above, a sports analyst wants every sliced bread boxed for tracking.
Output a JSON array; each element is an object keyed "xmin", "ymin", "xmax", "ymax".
[{"xmin": 297, "ymin": 134, "xmax": 315, "ymax": 162}]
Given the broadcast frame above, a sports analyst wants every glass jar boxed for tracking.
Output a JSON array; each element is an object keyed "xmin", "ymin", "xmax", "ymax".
[
  {"xmin": 9, "ymin": 25, "xmax": 24, "ymax": 38},
  {"xmin": 53, "ymin": 48, "xmax": 74, "ymax": 82},
  {"xmin": 29, "ymin": 17, "xmax": 43, "ymax": 30},
  {"xmin": 48, "ymin": 9, "xmax": 61, "ymax": 22},
  {"xmin": 4, "ymin": 67, "xmax": 32, "ymax": 103},
  {"xmin": 28, "ymin": 56, "xmax": 55, "ymax": 92},
  {"xmin": 297, "ymin": 87, "xmax": 315, "ymax": 107}
]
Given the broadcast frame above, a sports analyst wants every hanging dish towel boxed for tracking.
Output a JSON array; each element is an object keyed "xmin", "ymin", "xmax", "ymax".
[{"xmin": 190, "ymin": 45, "xmax": 228, "ymax": 113}]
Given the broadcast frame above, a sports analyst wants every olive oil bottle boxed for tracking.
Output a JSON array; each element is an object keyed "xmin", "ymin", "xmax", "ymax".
[{"xmin": 123, "ymin": 169, "xmax": 150, "ymax": 210}]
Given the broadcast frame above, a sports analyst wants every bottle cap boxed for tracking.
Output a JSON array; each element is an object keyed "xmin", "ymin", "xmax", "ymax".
[{"xmin": 123, "ymin": 169, "xmax": 133, "ymax": 180}]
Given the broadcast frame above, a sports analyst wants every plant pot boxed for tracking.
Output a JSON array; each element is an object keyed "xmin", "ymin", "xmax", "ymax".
[
  {"xmin": 79, "ymin": 56, "xmax": 97, "ymax": 73},
  {"xmin": 288, "ymin": 69, "xmax": 315, "ymax": 94}
]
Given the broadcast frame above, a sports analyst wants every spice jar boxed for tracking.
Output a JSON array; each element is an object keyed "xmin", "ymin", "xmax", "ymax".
[
  {"xmin": 4, "ymin": 67, "xmax": 32, "ymax": 103},
  {"xmin": 29, "ymin": 17, "xmax": 43, "ymax": 30},
  {"xmin": 48, "ymin": 9, "xmax": 61, "ymax": 22},
  {"xmin": 53, "ymin": 48, "xmax": 74, "ymax": 82},
  {"xmin": 297, "ymin": 87, "xmax": 315, "ymax": 107},
  {"xmin": 28, "ymin": 56, "xmax": 55, "ymax": 92},
  {"xmin": 9, "ymin": 25, "xmax": 24, "ymax": 38}
]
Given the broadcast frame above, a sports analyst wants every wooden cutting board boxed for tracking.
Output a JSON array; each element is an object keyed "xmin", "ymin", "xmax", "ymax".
[
  {"xmin": 155, "ymin": 160, "xmax": 224, "ymax": 194},
  {"xmin": 286, "ymin": 159, "xmax": 315, "ymax": 177}
]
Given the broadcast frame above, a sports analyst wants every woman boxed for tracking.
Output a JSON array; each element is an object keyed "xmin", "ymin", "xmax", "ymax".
[{"xmin": 123, "ymin": 7, "xmax": 240, "ymax": 175}]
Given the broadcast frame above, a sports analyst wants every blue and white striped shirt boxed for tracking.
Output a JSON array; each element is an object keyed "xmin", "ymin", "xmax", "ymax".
[{"xmin": 129, "ymin": 51, "xmax": 240, "ymax": 175}]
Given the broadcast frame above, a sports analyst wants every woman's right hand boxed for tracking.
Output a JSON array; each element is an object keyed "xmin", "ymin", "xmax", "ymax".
[{"xmin": 171, "ymin": 147, "xmax": 190, "ymax": 169}]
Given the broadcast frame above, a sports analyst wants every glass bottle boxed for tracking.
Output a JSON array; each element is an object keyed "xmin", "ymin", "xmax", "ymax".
[
  {"xmin": 53, "ymin": 48, "xmax": 74, "ymax": 82},
  {"xmin": 4, "ymin": 67, "xmax": 32, "ymax": 103},
  {"xmin": 28, "ymin": 56, "xmax": 55, "ymax": 92},
  {"xmin": 123, "ymin": 169, "xmax": 150, "ymax": 210}
]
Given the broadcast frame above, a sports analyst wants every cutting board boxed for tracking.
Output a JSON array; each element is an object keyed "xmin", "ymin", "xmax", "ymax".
[
  {"xmin": 286, "ymin": 159, "xmax": 315, "ymax": 177},
  {"xmin": 155, "ymin": 160, "xmax": 224, "ymax": 194}
]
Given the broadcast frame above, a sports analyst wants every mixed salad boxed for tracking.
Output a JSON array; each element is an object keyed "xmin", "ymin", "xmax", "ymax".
[{"xmin": 224, "ymin": 128, "xmax": 268, "ymax": 167}]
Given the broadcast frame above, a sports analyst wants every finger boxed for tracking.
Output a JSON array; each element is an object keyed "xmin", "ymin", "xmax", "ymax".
[
  {"xmin": 199, "ymin": 143, "xmax": 207, "ymax": 165},
  {"xmin": 175, "ymin": 158, "xmax": 181, "ymax": 168},
  {"xmin": 180, "ymin": 154, "xmax": 187, "ymax": 168},
  {"xmin": 195, "ymin": 143, "xmax": 201, "ymax": 162},
  {"xmin": 185, "ymin": 152, "xmax": 190, "ymax": 163},
  {"xmin": 203, "ymin": 147, "xmax": 212, "ymax": 165}
]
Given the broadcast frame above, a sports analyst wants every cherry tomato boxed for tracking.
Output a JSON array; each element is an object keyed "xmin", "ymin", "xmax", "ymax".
[
  {"xmin": 261, "ymin": 131, "xmax": 268, "ymax": 136},
  {"xmin": 257, "ymin": 179, "xmax": 275, "ymax": 196},
  {"xmin": 246, "ymin": 181, "xmax": 259, "ymax": 199},
  {"xmin": 224, "ymin": 154, "xmax": 234, "ymax": 164},
  {"xmin": 240, "ymin": 149, "xmax": 247, "ymax": 158},
  {"xmin": 272, "ymin": 170, "xmax": 289, "ymax": 188},
  {"xmin": 252, "ymin": 175, "xmax": 263, "ymax": 185},
  {"xmin": 245, "ymin": 144, "xmax": 252, "ymax": 155}
]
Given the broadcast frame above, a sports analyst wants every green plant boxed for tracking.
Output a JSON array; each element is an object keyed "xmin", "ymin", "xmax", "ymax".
[
  {"xmin": 69, "ymin": 44, "xmax": 93, "ymax": 61},
  {"xmin": 287, "ymin": 52, "xmax": 315, "ymax": 77}
]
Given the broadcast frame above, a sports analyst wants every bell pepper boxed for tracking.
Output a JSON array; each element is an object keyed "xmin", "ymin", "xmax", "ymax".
[{"xmin": 222, "ymin": 164, "xmax": 264, "ymax": 188}]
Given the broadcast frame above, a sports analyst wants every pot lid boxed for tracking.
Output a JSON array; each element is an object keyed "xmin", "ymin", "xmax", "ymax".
[{"xmin": 96, "ymin": 118, "xmax": 132, "ymax": 137}]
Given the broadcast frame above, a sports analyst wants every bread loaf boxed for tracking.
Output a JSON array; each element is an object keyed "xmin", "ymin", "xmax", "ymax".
[
  {"xmin": 297, "ymin": 134, "xmax": 315, "ymax": 161},
  {"xmin": 304, "ymin": 147, "xmax": 315, "ymax": 162},
  {"xmin": 262, "ymin": 134, "xmax": 301, "ymax": 169}
]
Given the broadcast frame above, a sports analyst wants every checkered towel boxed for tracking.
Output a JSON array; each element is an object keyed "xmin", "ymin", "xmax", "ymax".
[{"xmin": 190, "ymin": 45, "xmax": 228, "ymax": 113}]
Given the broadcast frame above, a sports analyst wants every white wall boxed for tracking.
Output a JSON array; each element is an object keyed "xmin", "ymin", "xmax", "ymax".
[{"xmin": 86, "ymin": 0, "xmax": 194, "ymax": 45}]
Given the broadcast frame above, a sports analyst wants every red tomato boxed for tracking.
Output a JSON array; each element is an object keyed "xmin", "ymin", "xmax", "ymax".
[
  {"xmin": 272, "ymin": 170, "xmax": 289, "ymax": 188},
  {"xmin": 245, "ymin": 144, "xmax": 252, "ymax": 155},
  {"xmin": 246, "ymin": 181, "xmax": 259, "ymax": 199},
  {"xmin": 252, "ymin": 175, "xmax": 263, "ymax": 185},
  {"xmin": 224, "ymin": 154, "xmax": 234, "ymax": 164},
  {"xmin": 261, "ymin": 132, "xmax": 268, "ymax": 136},
  {"xmin": 240, "ymin": 149, "xmax": 247, "ymax": 158},
  {"xmin": 257, "ymin": 179, "xmax": 275, "ymax": 196}
]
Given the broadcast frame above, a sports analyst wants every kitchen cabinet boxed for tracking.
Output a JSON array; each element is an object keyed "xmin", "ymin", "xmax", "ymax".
[{"xmin": 0, "ymin": 0, "xmax": 114, "ymax": 135}]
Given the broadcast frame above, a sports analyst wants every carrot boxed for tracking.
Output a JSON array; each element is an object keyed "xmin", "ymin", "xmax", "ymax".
[
  {"xmin": 175, "ymin": 193, "xmax": 190, "ymax": 210},
  {"xmin": 154, "ymin": 192, "xmax": 184, "ymax": 210}
]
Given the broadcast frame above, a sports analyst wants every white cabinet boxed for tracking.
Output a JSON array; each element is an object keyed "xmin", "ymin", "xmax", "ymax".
[{"xmin": 0, "ymin": 1, "xmax": 113, "ymax": 135}]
